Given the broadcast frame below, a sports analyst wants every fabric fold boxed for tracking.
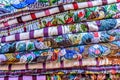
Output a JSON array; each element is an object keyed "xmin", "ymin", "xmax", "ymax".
[
  {"xmin": 0, "ymin": 66, "xmax": 120, "ymax": 76},
  {"xmin": 0, "ymin": 0, "xmax": 120, "ymax": 78},
  {"xmin": 0, "ymin": 0, "xmax": 96, "ymax": 17},
  {"xmin": 0, "ymin": 31, "xmax": 120, "ymax": 53},
  {"xmin": 0, "ymin": 57, "xmax": 120, "ymax": 70},
  {"xmin": 0, "ymin": 18, "xmax": 119, "ymax": 38},
  {"xmin": 0, "ymin": 0, "xmax": 120, "ymax": 28},
  {"xmin": 0, "ymin": 27, "xmax": 120, "ymax": 43},
  {"xmin": 0, "ymin": 40, "xmax": 120, "ymax": 64}
]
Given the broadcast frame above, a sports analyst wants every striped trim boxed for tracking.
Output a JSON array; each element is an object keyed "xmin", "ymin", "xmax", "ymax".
[
  {"xmin": 29, "ymin": 30, "xmax": 34, "ymax": 39},
  {"xmin": 87, "ymin": 1, "xmax": 93, "ymax": 7},
  {"xmin": 23, "ymin": 24, "xmax": 26, "ymax": 32},
  {"xmin": 0, "ymin": 76, "xmax": 47, "ymax": 80},
  {"xmin": 57, "ymin": 25, "xmax": 62, "ymax": 35},
  {"xmin": 3, "ymin": 21, "xmax": 9, "ymax": 27},
  {"xmin": 1, "ymin": 26, "xmax": 120, "ymax": 43},
  {"xmin": 43, "ymin": 63, "xmax": 46, "ymax": 70},
  {"xmin": 72, "ymin": 2, "xmax": 79, "ymax": 10},
  {"xmin": 102, "ymin": 0, "xmax": 108, "ymax": 5},
  {"xmin": 30, "ymin": 13, "xmax": 37, "ymax": 20},
  {"xmin": 58, "ymin": 5, "xmax": 64, "ymax": 12},
  {"xmin": 0, "ymin": 66, "xmax": 120, "ymax": 76},
  {"xmin": 4, "ymin": 76, "xmax": 8, "ymax": 80},
  {"xmin": 60, "ymin": 61, "xmax": 64, "ymax": 68},
  {"xmin": 96, "ymin": 58, "xmax": 99, "ymax": 66},
  {"xmin": 0, "ymin": 57, "xmax": 119, "ymax": 70},
  {"xmin": 32, "ymin": 75, "xmax": 36, "ymax": 80},
  {"xmin": 15, "ymin": 33, "xmax": 20, "ymax": 41},
  {"xmin": 17, "ymin": 16, "xmax": 24, "ymax": 23},
  {"xmin": 18, "ymin": 76, "xmax": 23, "ymax": 80},
  {"xmin": 79, "ymin": 59, "xmax": 82, "ymax": 66},
  {"xmin": 0, "ymin": 18, "xmax": 120, "ymax": 38},
  {"xmin": 1, "ymin": 74, "xmax": 120, "ymax": 80},
  {"xmin": 8, "ymin": 27, "xmax": 10, "ymax": 35},
  {"xmin": 25, "ymin": 63, "xmax": 29, "ymax": 70},
  {"xmin": 44, "ymin": 28, "xmax": 48, "ymax": 37},
  {"xmin": 8, "ymin": 64, "xmax": 12, "ymax": 71},
  {"xmin": 44, "ymin": 9, "xmax": 50, "ymax": 16},
  {"xmin": 1, "ymin": 37, "xmax": 6, "ymax": 43}
]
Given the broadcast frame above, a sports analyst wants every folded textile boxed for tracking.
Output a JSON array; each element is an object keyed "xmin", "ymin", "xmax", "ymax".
[
  {"xmin": 0, "ymin": 0, "xmax": 99, "ymax": 17},
  {"xmin": 0, "ymin": 0, "xmax": 119, "ymax": 28},
  {"xmin": 0, "ymin": 0, "xmax": 76, "ymax": 16},
  {"xmin": 0, "ymin": 18, "xmax": 119, "ymax": 38},
  {"xmin": 0, "ymin": 57, "xmax": 120, "ymax": 70},
  {"xmin": 0, "ymin": 10, "xmax": 40, "ymax": 23},
  {"xmin": 0, "ymin": 36, "xmax": 120, "ymax": 54},
  {"xmin": 39, "ymin": 67, "xmax": 120, "ymax": 74},
  {"xmin": 0, "ymin": 74, "xmax": 119, "ymax": 80},
  {"xmin": 0, "ymin": 65, "xmax": 120, "ymax": 76},
  {"xmin": 0, "ymin": 26, "xmax": 120, "ymax": 43},
  {"xmin": 1, "ymin": 1, "xmax": 120, "ymax": 25},
  {"xmin": 0, "ymin": 29, "xmax": 120, "ymax": 54},
  {"xmin": 1, "ymin": 0, "xmax": 120, "ymax": 78},
  {"xmin": 1, "ymin": 41, "xmax": 120, "ymax": 64},
  {"xmin": 0, "ymin": 0, "xmax": 97, "ymax": 21},
  {"xmin": 0, "ymin": 75, "xmax": 46, "ymax": 80}
]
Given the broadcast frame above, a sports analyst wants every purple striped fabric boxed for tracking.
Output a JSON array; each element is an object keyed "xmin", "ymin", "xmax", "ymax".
[
  {"xmin": 79, "ymin": 59, "xmax": 82, "ymax": 66},
  {"xmin": 102, "ymin": 0, "xmax": 108, "ymax": 5},
  {"xmin": 57, "ymin": 25, "xmax": 63, "ymax": 35},
  {"xmin": 15, "ymin": 33, "xmax": 20, "ymax": 41},
  {"xmin": 29, "ymin": 30, "xmax": 34, "ymax": 39},
  {"xmin": 43, "ymin": 28, "xmax": 48, "ymax": 37},
  {"xmin": 1, "ymin": 37, "xmax": 6, "ymax": 43},
  {"xmin": 1, "ymin": 25, "xmax": 120, "ymax": 43},
  {"xmin": 0, "ymin": 75, "xmax": 46, "ymax": 80},
  {"xmin": 0, "ymin": 66, "xmax": 120, "ymax": 77},
  {"xmin": 0, "ymin": 18, "xmax": 120, "ymax": 38}
]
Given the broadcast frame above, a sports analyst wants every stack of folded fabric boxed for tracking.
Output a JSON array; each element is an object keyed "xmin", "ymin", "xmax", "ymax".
[{"xmin": 0, "ymin": 0, "xmax": 120, "ymax": 79}]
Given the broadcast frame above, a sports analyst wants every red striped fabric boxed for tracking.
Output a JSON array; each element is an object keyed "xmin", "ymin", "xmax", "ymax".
[
  {"xmin": 0, "ymin": 0, "xmax": 119, "ymax": 28},
  {"xmin": 30, "ymin": 13, "xmax": 37, "ymax": 20}
]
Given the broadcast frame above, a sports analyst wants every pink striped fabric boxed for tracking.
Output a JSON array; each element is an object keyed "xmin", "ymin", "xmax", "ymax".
[{"xmin": 0, "ymin": 75, "xmax": 46, "ymax": 80}]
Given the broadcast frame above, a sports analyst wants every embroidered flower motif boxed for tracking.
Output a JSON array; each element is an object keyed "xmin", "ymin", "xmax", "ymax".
[
  {"xmin": 46, "ymin": 21, "xmax": 52, "ymax": 27},
  {"xmin": 78, "ymin": 11, "xmax": 84, "ymax": 18},
  {"xmin": 88, "ymin": 44, "xmax": 108, "ymax": 57},
  {"xmin": 65, "ymin": 17, "xmax": 73, "ymax": 23},
  {"xmin": 0, "ymin": 44, "xmax": 11, "ymax": 53},
  {"xmin": 16, "ymin": 42, "xmax": 26, "ymax": 52}
]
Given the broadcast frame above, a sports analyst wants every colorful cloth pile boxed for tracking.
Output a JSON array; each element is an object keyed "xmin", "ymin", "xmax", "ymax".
[{"xmin": 0, "ymin": 0, "xmax": 120, "ymax": 79}]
